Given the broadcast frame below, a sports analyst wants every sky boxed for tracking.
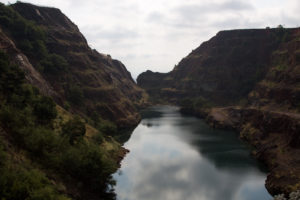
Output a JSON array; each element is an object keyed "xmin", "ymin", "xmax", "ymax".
[{"xmin": 1, "ymin": 0, "xmax": 300, "ymax": 79}]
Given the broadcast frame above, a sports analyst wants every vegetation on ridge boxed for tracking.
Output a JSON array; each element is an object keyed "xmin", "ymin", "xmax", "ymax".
[
  {"xmin": 6, "ymin": 1, "xmax": 148, "ymax": 128},
  {"xmin": 0, "ymin": 41, "xmax": 118, "ymax": 199}
]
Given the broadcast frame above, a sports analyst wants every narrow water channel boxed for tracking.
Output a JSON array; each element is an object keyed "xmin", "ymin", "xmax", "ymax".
[{"xmin": 113, "ymin": 106, "xmax": 272, "ymax": 200}]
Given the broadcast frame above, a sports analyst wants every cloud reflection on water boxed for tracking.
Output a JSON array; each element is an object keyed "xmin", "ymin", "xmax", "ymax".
[{"xmin": 114, "ymin": 106, "xmax": 271, "ymax": 200}]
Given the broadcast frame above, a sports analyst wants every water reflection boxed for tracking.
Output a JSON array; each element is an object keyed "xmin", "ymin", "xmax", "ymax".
[{"xmin": 113, "ymin": 106, "xmax": 272, "ymax": 200}]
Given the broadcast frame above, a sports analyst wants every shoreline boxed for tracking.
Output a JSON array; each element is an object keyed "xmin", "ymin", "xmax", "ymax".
[{"xmin": 182, "ymin": 106, "xmax": 300, "ymax": 196}]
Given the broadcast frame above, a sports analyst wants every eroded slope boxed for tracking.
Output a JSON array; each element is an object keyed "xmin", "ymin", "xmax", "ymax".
[{"xmin": 8, "ymin": 2, "xmax": 148, "ymax": 128}]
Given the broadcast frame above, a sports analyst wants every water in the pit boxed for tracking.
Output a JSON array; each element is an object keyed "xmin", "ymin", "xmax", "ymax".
[{"xmin": 113, "ymin": 106, "xmax": 272, "ymax": 200}]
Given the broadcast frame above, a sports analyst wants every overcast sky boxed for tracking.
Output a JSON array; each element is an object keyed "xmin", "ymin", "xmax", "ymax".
[{"xmin": 1, "ymin": 0, "xmax": 300, "ymax": 78}]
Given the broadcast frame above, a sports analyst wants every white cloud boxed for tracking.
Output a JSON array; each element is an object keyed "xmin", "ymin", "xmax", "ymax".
[{"xmin": 1, "ymin": 0, "xmax": 299, "ymax": 79}]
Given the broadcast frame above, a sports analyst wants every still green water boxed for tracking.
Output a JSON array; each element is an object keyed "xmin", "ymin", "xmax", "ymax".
[{"xmin": 113, "ymin": 106, "xmax": 272, "ymax": 200}]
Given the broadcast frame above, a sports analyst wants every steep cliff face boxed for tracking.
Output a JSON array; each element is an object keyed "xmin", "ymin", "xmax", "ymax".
[
  {"xmin": 138, "ymin": 28, "xmax": 297, "ymax": 105},
  {"xmin": 3, "ymin": 2, "xmax": 148, "ymax": 128},
  {"xmin": 0, "ymin": 28, "xmax": 59, "ymax": 99},
  {"xmin": 248, "ymin": 29, "xmax": 300, "ymax": 111},
  {"xmin": 137, "ymin": 70, "xmax": 170, "ymax": 103}
]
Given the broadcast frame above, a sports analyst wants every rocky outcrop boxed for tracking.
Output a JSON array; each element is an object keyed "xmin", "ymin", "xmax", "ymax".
[
  {"xmin": 0, "ymin": 28, "xmax": 60, "ymax": 100},
  {"xmin": 2, "ymin": 2, "xmax": 148, "ymax": 128},
  {"xmin": 247, "ymin": 29, "xmax": 300, "ymax": 111}
]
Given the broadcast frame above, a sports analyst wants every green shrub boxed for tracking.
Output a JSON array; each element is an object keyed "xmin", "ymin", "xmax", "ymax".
[
  {"xmin": 92, "ymin": 132, "xmax": 104, "ymax": 144},
  {"xmin": 66, "ymin": 85, "xmax": 84, "ymax": 105},
  {"xmin": 33, "ymin": 96, "xmax": 57, "ymax": 124},
  {"xmin": 42, "ymin": 54, "xmax": 68, "ymax": 74},
  {"xmin": 90, "ymin": 112, "xmax": 118, "ymax": 135},
  {"xmin": 0, "ymin": 51, "xmax": 25, "ymax": 95},
  {"xmin": 30, "ymin": 186, "xmax": 70, "ymax": 200},
  {"xmin": 61, "ymin": 141, "xmax": 115, "ymax": 193},
  {"xmin": 0, "ymin": 136, "xmax": 69, "ymax": 200},
  {"xmin": 98, "ymin": 119, "xmax": 118, "ymax": 135},
  {"xmin": 0, "ymin": 105, "xmax": 32, "ymax": 132},
  {"xmin": 24, "ymin": 127, "xmax": 59, "ymax": 158},
  {"xmin": 32, "ymin": 40, "xmax": 48, "ymax": 59},
  {"xmin": 0, "ymin": 163, "xmax": 70, "ymax": 200},
  {"xmin": 179, "ymin": 98, "xmax": 193, "ymax": 109},
  {"xmin": 62, "ymin": 116, "xmax": 86, "ymax": 145},
  {"xmin": 63, "ymin": 101, "xmax": 71, "ymax": 111}
]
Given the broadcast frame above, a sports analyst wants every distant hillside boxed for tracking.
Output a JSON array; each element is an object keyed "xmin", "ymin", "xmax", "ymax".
[{"xmin": 138, "ymin": 28, "xmax": 300, "ymax": 107}]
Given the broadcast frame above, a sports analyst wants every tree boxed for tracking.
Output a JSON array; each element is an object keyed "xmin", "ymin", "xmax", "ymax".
[
  {"xmin": 277, "ymin": 24, "xmax": 284, "ymax": 29},
  {"xmin": 42, "ymin": 54, "xmax": 68, "ymax": 74}
]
